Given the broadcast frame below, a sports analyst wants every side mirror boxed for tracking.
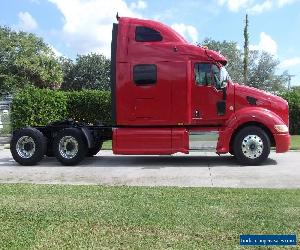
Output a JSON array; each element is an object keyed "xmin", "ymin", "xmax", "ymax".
[
  {"xmin": 221, "ymin": 80, "xmax": 228, "ymax": 89},
  {"xmin": 221, "ymin": 80, "xmax": 228, "ymax": 100}
]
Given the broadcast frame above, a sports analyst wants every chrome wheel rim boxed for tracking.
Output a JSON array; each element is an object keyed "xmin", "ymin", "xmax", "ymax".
[
  {"xmin": 241, "ymin": 135, "xmax": 263, "ymax": 159},
  {"xmin": 59, "ymin": 136, "xmax": 78, "ymax": 159},
  {"xmin": 16, "ymin": 136, "xmax": 36, "ymax": 158}
]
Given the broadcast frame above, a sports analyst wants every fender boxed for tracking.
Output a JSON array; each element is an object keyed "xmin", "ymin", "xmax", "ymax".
[
  {"xmin": 217, "ymin": 107, "xmax": 286, "ymax": 153},
  {"xmin": 81, "ymin": 127, "xmax": 95, "ymax": 149}
]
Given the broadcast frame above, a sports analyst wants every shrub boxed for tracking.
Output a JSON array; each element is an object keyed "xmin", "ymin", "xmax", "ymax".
[
  {"xmin": 66, "ymin": 90, "xmax": 111, "ymax": 124},
  {"xmin": 10, "ymin": 87, "xmax": 112, "ymax": 130},
  {"xmin": 281, "ymin": 91, "xmax": 300, "ymax": 135},
  {"xmin": 11, "ymin": 86, "xmax": 68, "ymax": 129}
]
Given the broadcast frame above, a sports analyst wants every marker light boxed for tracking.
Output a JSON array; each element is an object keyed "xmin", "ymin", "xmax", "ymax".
[{"xmin": 274, "ymin": 125, "xmax": 289, "ymax": 133}]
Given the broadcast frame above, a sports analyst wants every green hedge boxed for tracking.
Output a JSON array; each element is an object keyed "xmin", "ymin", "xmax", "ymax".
[
  {"xmin": 66, "ymin": 90, "xmax": 111, "ymax": 124},
  {"xmin": 11, "ymin": 87, "xmax": 111, "ymax": 129},
  {"xmin": 281, "ymin": 91, "xmax": 300, "ymax": 135}
]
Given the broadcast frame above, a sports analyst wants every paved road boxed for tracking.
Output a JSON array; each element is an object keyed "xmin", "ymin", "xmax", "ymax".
[
  {"xmin": 0, "ymin": 149, "xmax": 299, "ymax": 188},
  {"xmin": 0, "ymin": 136, "xmax": 10, "ymax": 150}
]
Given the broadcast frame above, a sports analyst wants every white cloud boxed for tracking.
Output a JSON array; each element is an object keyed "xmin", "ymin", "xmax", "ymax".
[
  {"xmin": 130, "ymin": 0, "xmax": 147, "ymax": 10},
  {"xmin": 279, "ymin": 57, "xmax": 300, "ymax": 68},
  {"xmin": 217, "ymin": 0, "xmax": 252, "ymax": 12},
  {"xmin": 17, "ymin": 11, "xmax": 38, "ymax": 31},
  {"xmin": 218, "ymin": 0, "xmax": 299, "ymax": 13},
  {"xmin": 249, "ymin": 32, "xmax": 278, "ymax": 55},
  {"xmin": 49, "ymin": 0, "xmax": 142, "ymax": 57},
  {"xmin": 249, "ymin": 0, "xmax": 272, "ymax": 14},
  {"xmin": 277, "ymin": 0, "xmax": 298, "ymax": 7},
  {"xmin": 171, "ymin": 23, "xmax": 198, "ymax": 43}
]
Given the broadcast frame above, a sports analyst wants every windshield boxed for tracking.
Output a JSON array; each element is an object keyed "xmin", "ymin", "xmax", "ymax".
[
  {"xmin": 220, "ymin": 67, "xmax": 231, "ymax": 83},
  {"xmin": 194, "ymin": 63, "xmax": 231, "ymax": 89},
  {"xmin": 212, "ymin": 65, "xmax": 231, "ymax": 89}
]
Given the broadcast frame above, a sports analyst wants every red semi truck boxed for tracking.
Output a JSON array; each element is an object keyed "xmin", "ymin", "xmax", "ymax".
[{"xmin": 10, "ymin": 17, "xmax": 290, "ymax": 166}]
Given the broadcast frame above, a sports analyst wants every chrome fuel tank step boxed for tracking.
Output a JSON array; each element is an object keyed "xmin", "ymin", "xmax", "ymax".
[{"xmin": 189, "ymin": 131, "xmax": 219, "ymax": 151}]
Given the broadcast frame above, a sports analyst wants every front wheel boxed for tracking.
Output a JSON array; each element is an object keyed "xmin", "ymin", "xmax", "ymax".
[
  {"xmin": 233, "ymin": 126, "xmax": 270, "ymax": 165},
  {"xmin": 53, "ymin": 128, "xmax": 88, "ymax": 166}
]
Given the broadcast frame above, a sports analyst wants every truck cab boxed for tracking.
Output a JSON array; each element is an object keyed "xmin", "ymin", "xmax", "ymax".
[
  {"xmin": 112, "ymin": 17, "xmax": 290, "ymax": 165},
  {"xmin": 10, "ymin": 17, "xmax": 290, "ymax": 166}
]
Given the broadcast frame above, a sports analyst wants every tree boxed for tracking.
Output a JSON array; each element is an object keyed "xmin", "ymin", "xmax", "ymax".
[
  {"xmin": 243, "ymin": 14, "xmax": 249, "ymax": 85},
  {"xmin": 200, "ymin": 38, "xmax": 244, "ymax": 83},
  {"xmin": 248, "ymin": 50, "xmax": 286, "ymax": 93},
  {"xmin": 59, "ymin": 56, "xmax": 74, "ymax": 89},
  {"xmin": 292, "ymin": 85, "xmax": 300, "ymax": 94},
  {"xmin": 60, "ymin": 53, "xmax": 111, "ymax": 91},
  {"xmin": 0, "ymin": 26, "xmax": 63, "ymax": 94}
]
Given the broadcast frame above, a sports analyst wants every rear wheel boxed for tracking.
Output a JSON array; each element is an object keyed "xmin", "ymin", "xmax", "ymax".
[
  {"xmin": 233, "ymin": 126, "xmax": 270, "ymax": 165},
  {"xmin": 10, "ymin": 128, "xmax": 47, "ymax": 166},
  {"xmin": 53, "ymin": 128, "xmax": 88, "ymax": 166}
]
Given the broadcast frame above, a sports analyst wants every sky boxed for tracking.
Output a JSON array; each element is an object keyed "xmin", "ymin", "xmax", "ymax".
[{"xmin": 1, "ymin": 0, "xmax": 300, "ymax": 86}]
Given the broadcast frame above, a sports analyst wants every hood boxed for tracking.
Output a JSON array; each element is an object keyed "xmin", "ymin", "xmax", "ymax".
[
  {"xmin": 235, "ymin": 83, "xmax": 289, "ymax": 126},
  {"xmin": 235, "ymin": 84, "xmax": 273, "ymax": 102}
]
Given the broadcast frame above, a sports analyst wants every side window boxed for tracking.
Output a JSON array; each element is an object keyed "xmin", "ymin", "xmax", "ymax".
[
  {"xmin": 211, "ymin": 64, "xmax": 221, "ymax": 89},
  {"xmin": 133, "ymin": 64, "xmax": 157, "ymax": 85},
  {"xmin": 135, "ymin": 26, "xmax": 163, "ymax": 42},
  {"xmin": 194, "ymin": 63, "xmax": 211, "ymax": 85},
  {"xmin": 194, "ymin": 63, "xmax": 221, "ymax": 88}
]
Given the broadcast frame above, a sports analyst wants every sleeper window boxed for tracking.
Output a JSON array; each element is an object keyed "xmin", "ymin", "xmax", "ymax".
[
  {"xmin": 134, "ymin": 64, "xmax": 157, "ymax": 85},
  {"xmin": 135, "ymin": 26, "xmax": 163, "ymax": 42}
]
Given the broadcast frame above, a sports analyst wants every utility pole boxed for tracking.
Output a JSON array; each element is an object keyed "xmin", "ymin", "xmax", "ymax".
[
  {"xmin": 243, "ymin": 14, "xmax": 249, "ymax": 85},
  {"xmin": 287, "ymin": 74, "xmax": 295, "ymax": 90}
]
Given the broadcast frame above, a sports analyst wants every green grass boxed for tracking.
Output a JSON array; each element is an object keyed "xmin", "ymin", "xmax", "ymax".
[
  {"xmin": 0, "ymin": 184, "xmax": 299, "ymax": 249},
  {"xmin": 102, "ymin": 140, "xmax": 112, "ymax": 149},
  {"xmin": 291, "ymin": 135, "xmax": 300, "ymax": 150}
]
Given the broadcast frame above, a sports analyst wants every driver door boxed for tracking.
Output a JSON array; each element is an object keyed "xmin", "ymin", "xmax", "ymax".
[{"xmin": 191, "ymin": 62, "xmax": 233, "ymax": 126}]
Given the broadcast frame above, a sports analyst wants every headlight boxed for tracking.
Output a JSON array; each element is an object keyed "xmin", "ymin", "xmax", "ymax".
[{"xmin": 274, "ymin": 124, "xmax": 289, "ymax": 133}]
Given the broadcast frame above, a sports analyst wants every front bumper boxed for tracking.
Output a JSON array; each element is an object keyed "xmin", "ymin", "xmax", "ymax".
[{"xmin": 274, "ymin": 133, "xmax": 291, "ymax": 153}]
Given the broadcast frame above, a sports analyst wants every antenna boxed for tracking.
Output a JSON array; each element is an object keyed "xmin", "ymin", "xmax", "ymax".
[{"xmin": 116, "ymin": 12, "xmax": 120, "ymax": 21}]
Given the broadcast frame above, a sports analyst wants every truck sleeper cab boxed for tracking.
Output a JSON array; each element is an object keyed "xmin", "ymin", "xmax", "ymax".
[{"xmin": 10, "ymin": 17, "xmax": 290, "ymax": 166}]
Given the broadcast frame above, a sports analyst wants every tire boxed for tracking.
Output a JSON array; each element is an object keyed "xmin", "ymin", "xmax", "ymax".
[
  {"xmin": 10, "ymin": 127, "xmax": 47, "ymax": 166},
  {"xmin": 233, "ymin": 126, "xmax": 270, "ymax": 165},
  {"xmin": 53, "ymin": 128, "xmax": 87, "ymax": 166},
  {"xmin": 86, "ymin": 142, "xmax": 103, "ymax": 157}
]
